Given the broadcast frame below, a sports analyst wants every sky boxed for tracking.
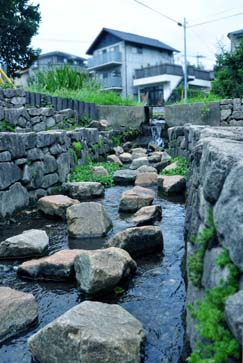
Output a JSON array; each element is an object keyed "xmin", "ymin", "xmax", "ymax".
[{"xmin": 31, "ymin": 0, "xmax": 243, "ymax": 69}]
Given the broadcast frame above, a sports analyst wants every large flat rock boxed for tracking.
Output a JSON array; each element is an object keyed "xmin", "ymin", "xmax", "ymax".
[
  {"xmin": 135, "ymin": 172, "xmax": 158, "ymax": 187},
  {"xmin": 131, "ymin": 204, "xmax": 162, "ymax": 226},
  {"xmin": 113, "ymin": 169, "xmax": 138, "ymax": 185},
  {"xmin": 0, "ymin": 287, "xmax": 38, "ymax": 343},
  {"xmin": 119, "ymin": 186, "xmax": 155, "ymax": 213},
  {"xmin": 158, "ymin": 175, "xmax": 186, "ymax": 194},
  {"xmin": 28, "ymin": 301, "xmax": 144, "ymax": 363},
  {"xmin": 66, "ymin": 202, "xmax": 112, "ymax": 238},
  {"xmin": 62, "ymin": 181, "xmax": 104, "ymax": 200},
  {"xmin": 0, "ymin": 229, "xmax": 49, "ymax": 259},
  {"xmin": 107, "ymin": 225, "xmax": 163, "ymax": 257},
  {"xmin": 38, "ymin": 195, "xmax": 80, "ymax": 219},
  {"xmin": 74, "ymin": 247, "xmax": 136, "ymax": 294},
  {"xmin": 17, "ymin": 249, "xmax": 84, "ymax": 281}
]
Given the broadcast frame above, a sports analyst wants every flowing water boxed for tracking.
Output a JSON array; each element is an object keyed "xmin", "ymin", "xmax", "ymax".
[
  {"xmin": 150, "ymin": 119, "xmax": 165, "ymax": 148},
  {"xmin": 0, "ymin": 186, "xmax": 185, "ymax": 363}
]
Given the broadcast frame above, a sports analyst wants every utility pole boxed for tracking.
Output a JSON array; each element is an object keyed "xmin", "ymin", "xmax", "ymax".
[{"xmin": 183, "ymin": 18, "xmax": 188, "ymax": 103}]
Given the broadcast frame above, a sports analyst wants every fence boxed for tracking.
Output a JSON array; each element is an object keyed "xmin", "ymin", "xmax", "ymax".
[{"xmin": 25, "ymin": 92, "xmax": 98, "ymax": 121}]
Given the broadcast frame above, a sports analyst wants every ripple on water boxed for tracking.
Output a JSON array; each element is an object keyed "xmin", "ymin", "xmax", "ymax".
[{"xmin": 0, "ymin": 186, "xmax": 185, "ymax": 363}]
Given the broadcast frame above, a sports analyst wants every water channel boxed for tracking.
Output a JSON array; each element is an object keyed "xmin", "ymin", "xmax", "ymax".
[{"xmin": 0, "ymin": 185, "xmax": 185, "ymax": 363}]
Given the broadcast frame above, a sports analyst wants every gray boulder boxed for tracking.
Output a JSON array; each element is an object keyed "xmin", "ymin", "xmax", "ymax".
[
  {"xmin": 0, "ymin": 182, "xmax": 29, "ymax": 218},
  {"xmin": 28, "ymin": 301, "xmax": 144, "ymax": 363},
  {"xmin": 135, "ymin": 172, "xmax": 158, "ymax": 187},
  {"xmin": 158, "ymin": 175, "xmax": 186, "ymax": 194},
  {"xmin": 107, "ymin": 226, "xmax": 163, "ymax": 257},
  {"xmin": 0, "ymin": 162, "xmax": 21, "ymax": 190},
  {"xmin": 148, "ymin": 152, "xmax": 162, "ymax": 163},
  {"xmin": 66, "ymin": 202, "xmax": 112, "ymax": 238},
  {"xmin": 225, "ymin": 290, "xmax": 243, "ymax": 344},
  {"xmin": 38, "ymin": 195, "xmax": 80, "ymax": 219},
  {"xmin": 62, "ymin": 182, "xmax": 104, "ymax": 200},
  {"xmin": 137, "ymin": 165, "xmax": 157, "ymax": 173},
  {"xmin": 18, "ymin": 249, "xmax": 84, "ymax": 281},
  {"xmin": 0, "ymin": 229, "xmax": 49, "ymax": 258},
  {"xmin": 0, "ymin": 287, "xmax": 38, "ymax": 343},
  {"xmin": 74, "ymin": 247, "xmax": 137, "ymax": 294},
  {"xmin": 119, "ymin": 186, "xmax": 155, "ymax": 212},
  {"xmin": 119, "ymin": 152, "xmax": 132, "ymax": 163},
  {"xmin": 202, "ymin": 247, "xmax": 230, "ymax": 289},
  {"xmin": 131, "ymin": 205, "xmax": 162, "ymax": 226},
  {"xmin": 107, "ymin": 154, "xmax": 123, "ymax": 166},
  {"xmin": 113, "ymin": 169, "xmax": 138, "ymax": 185},
  {"xmin": 130, "ymin": 157, "xmax": 149, "ymax": 170},
  {"xmin": 92, "ymin": 166, "xmax": 109, "ymax": 177}
]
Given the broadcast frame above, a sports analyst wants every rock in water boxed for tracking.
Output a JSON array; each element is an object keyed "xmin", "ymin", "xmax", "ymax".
[
  {"xmin": 135, "ymin": 172, "xmax": 158, "ymax": 187},
  {"xmin": 0, "ymin": 287, "xmax": 38, "ymax": 343},
  {"xmin": 74, "ymin": 247, "xmax": 137, "ymax": 294},
  {"xmin": 113, "ymin": 169, "xmax": 138, "ymax": 185},
  {"xmin": 38, "ymin": 195, "xmax": 80, "ymax": 219},
  {"xmin": 0, "ymin": 229, "xmax": 49, "ymax": 258},
  {"xmin": 107, "ymin": 225, "xmax": 163, "ymax": 257},
  {"xmin": 18, "ymin": 249, "xmax": 84, "ymax": 281},
  {"xmin": 119, "ymin": 186, "xmax": 155, "ymax": 212},
  {"xmin": 62, "ymin": 181, "xmax": 104, "ymax": 200},
  {"xmin": 66, "ymin": 202, "xmax": 112, "ymax": 238},
  {"xmin": 158, "ymin": 175, "xmax": 186, "ymax": 194},
  {"xmin": 131, "ymin": 205, "xmax": 162, "ymax": 226},
  {"xmin": 28, "ymin": 301, "xmax": 144, "ymax": 363}
]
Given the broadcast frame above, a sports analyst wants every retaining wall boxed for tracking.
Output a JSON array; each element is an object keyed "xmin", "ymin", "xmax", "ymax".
[
  {"xmin": 169, "ymin": 124, "xmax": 243, "ymax": 357},
  {"xmin": 165, "ymin": 97, "xmax": 243, "ymax": 127},
  {"xmin": 0, "ymin": 128, "xmax": 117, "ymax": 218}
]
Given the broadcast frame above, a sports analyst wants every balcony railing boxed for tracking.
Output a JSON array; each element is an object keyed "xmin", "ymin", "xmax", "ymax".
[
  {"xmin": 88, "ymin": 51, "xmax": 122, "ymax": 69},
  {"xmin": 134, "ymin": 63, "xmax": 213, "ymax": 81},
  {"xmin": 134, "ymin": 64, "xmax": 183, "ymax": 79},
  {"xmin": 96, "ymin": 75, "xmax": 122, "ymax": 89}
]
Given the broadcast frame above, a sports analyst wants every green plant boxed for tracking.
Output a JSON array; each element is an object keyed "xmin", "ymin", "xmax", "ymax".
[
  {"xmin": 69, "ymin": 161, "xmax": 120, "ymax": 187},
  {"xmin": 201, "ymin": 101, "xmax": 210, "ymax": 120},
  {"xmin": 72, "ymin": 141, "xmax": 83, "ymax": 154},
  {"xmin": 160, "ymin": 156, "xmax": 188, "ymax": 177},
  {"xmin": 0, "ymin": 120, "xmax": 15, "ymax": 132},
  {"xmin": 188, "ymin": 249, "xmax": 240, "ymax": 363},
  {"xmin": 188, "ymin": 210, "xmax": 216, "ymax": 287},
  {"xmin": 111, "ymin": 135, "xmax": 121, "ymax": 147}
]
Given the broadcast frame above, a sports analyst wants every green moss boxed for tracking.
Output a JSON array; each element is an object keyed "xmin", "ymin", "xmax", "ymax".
[
  {"xmin": 69, "ymin": 160, "xmax": 120, "ymax": 187},
  {"xmin": 0, "ymin": 120, "xmax": 15, "ymax": 132},
  {"xmin": 72, "ymin": 141, "xmax": 83, "ymax": 154},
  {"xmin": 187, "ymin": 249, "xmax": 241, "ymax": 363},
  {"xmin": 188, "ymin": 210, "xmax": 216, "ymax": 287},
  {"xmin": 160, "ymin": 156, "xmax": 188, "ymax": 177}
]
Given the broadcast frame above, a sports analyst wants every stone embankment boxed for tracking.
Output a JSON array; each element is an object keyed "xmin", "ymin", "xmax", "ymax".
[{"xmin": 169, "ymin": 124, "xmax": 243, "ymax": 359}]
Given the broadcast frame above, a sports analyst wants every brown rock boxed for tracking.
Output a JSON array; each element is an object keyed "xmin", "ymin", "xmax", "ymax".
[
  {"xmin": 135, "ymin": 172, "xmax": 157, "ymax": 187},
  {"xmin": 119, "ymin": 186, "xmax": 155, "ymax": 212},
  {"xmin": 38, "ymin": 195, "xmax": 79, "ymax": 219},
  {"xmin": 158, "ymin": 175, "xmax": 186, "ymax": 194}
]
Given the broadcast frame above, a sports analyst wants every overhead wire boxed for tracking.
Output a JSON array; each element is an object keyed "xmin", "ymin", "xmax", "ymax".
[{"xmin": 132, "ymin": 0, "xmax": 180, "ymax": 25}]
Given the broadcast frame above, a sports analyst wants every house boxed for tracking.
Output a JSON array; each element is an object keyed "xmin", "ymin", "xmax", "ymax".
[
  {"xmin": 228, "ymin": 29, "xmax": 243, "ymax": 52},
  {"xmin": 14, "ymin": 51, "xmax": 86, "ymax": 87},
  {"xmin": 86, "ymin": 28, "xmax": 213, "ymax": 105}
]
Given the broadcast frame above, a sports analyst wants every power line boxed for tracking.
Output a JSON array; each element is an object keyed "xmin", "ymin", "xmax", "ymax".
[
  {"xmin": 188, "ymin": 7, "xmax": 243, "ymax": 22},
  {"xmin": 132, "ymin": 0, "xmax": 180, "ymax": 25},
  {"xmin": 189, "ymin": 12, "xmax": 243, "ymax": 28}
]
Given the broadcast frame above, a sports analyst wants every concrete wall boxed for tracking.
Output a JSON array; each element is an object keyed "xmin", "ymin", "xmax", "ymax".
[
  {"xmin": 97, "ymin": 105, "xmax": 145, "ymax": 130},
  {"xmin": 168, "ymin": 124, "xmax": 243, "ymax": 356}
]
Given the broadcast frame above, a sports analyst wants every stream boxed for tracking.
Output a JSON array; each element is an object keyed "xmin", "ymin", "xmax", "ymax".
[{"xmin": 0, "ymin": 186, "xmax": 185, "ymax": 363}]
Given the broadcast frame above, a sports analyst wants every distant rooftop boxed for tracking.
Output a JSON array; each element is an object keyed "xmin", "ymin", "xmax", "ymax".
[
  {"xmin": 227, "ymin": 29, "xmax": 243, "ymax": 38},
  {"xmin": 86, "ymin": 27, "xmax": 179, "ymax": 55},
  {"xmin": 39, "ymin": 51, "xmax": 85, "ymax": 61}
]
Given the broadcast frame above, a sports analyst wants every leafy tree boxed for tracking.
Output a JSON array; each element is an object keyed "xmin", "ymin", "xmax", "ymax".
[
  {"xmin": 0, "ymin": 0, "xmax": 41, "ymax": 77},
  {"xmin": 212, "ymin": 39, "xmax": 243, "ymax": 98}
]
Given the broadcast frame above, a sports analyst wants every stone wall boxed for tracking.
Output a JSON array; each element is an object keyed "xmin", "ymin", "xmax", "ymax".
[
  {"xmin": 0, "ymin": 128, "xmax": 116, "ymax": 218},
  {"xmin": 168, "ymin": 124, "xmax": 243, "ymax": 356},
  {"xmin": 165, "ymin": 98, "xmax": 243, "ymax": 128}
]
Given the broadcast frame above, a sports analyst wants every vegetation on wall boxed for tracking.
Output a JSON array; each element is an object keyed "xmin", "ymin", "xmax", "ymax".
[
  {"xmin": 188, "ymin": 249, "xmax": 241, "ymax": 363},
  {"xmin": 160, "ymin": 156, "xmax": 188, "ymax": 177},
  {"xmin": 27, "ymin": 66, "xmax": 138, "ymax": 106}
]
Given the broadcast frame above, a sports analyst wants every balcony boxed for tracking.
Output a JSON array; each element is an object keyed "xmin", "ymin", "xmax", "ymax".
[
  {"xmin": 97, "ymin": 75, "xmax": 122, "ymax": 90},
  {"xmin": 187, "ymin": 66, "xmax": 214, "ymax": 81},
  {"xmin": 88, "ymin": 51, "xmax": 122, "ymax": 70},
  {"xmin": 134, "ymin": 64, "xmax": 183, "ymax": 79}
]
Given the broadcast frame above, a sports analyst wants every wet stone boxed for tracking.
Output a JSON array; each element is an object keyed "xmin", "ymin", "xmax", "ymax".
[{"xmin": 38, "ymin": 195, "xmax": 80, "ymax": 220}]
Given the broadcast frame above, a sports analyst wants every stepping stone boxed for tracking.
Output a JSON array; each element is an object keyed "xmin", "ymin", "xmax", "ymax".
[
  {"xmin": 0, "ymin": 229, "xmax": 49, "ymax": 259},
  {"xmin": 148, "ymin": 152, "xmax": 163, "ymax": 163},
  {"xmin": 107, "ymin": 154, "xmax": 123, "ymax": 166},
  {"xmin": 62, "ymin": 182, "xmax": 104, "ymax": 200},
  {"xmin": 38, "ymin": 195, "xmax": 79, "ymax": 219},
  {"xmin": 28, "ymin": 301, "xmax": 144, "ymax": 363},
  {"xmin": 92, "ymin": 166, "xmax": 109, "ymax": 177},
  {"xmin": 119, "ymin": 152, "xmax": 132, "ymax": 163},
  {"xmin": 113, "ymin": 169, "xmax": 138, "ymax": 185},
  {"xmin": 107, "ymin": 226, "xmax": 163, "ymax": 257},
  {"xmin": 0, "ymin": 287, "xmax": 38, "ymax": 343},
  {"xmin": 137, "ymin": 165, "xmax": 157, "ymax": 173},
  {"xmin": 158, "ymin": 175, "xmax": 186, "ymax": 194},
  {"xmin": 163, "ymin": 161, "xmax": 178, "ymax": 172},
  {"xmin": 131, "ymin": 205, "xmax": 162, "ymax": 226},
  {"xmin": 131, "ymin": 152, "xmax": 146, "ymax": 160},
  {"xmin": 113, "ymin": 146, "xmax": 124, "ymax": 155},
  {"xmin": 130, "ymin": 157, "xmax": 149, "ymax": 170},
  {"xmin": 66, "ymin": 202, "xmax": 112, "ymax": 238},
  {"xmin": 119, "ymin": 186, "xmax": 155, "ymax": 213},
  {"xmin": 74, "ymin": 247, "xmax": 136, "ymax": 294},
  {"xmin": 131, "ymin": 147, "xmax": 146, "ymax": 154},
  {"xmin": 18, "ymin": 249, "xmax": 84, "ymax": 281},
  {"xmin": 135, "ymin": 172, "xmax": 158, "ymax": 187}
]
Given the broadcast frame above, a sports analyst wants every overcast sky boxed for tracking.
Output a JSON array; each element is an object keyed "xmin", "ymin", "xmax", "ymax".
[{"xmin": 31, "ymin": 0, "xmax": 243, "ymax": 69}]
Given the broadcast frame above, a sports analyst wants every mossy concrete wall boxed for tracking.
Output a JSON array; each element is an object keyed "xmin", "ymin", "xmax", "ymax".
[{"xmin": 97, "ymin": 105, "xmax": 145, "ymax": 130}]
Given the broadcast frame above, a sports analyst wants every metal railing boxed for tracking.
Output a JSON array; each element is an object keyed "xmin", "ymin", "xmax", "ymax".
[
  {"xmin": 88, "ymin": 51, "xmax": 122, "ymax": 69},
  {"xmin": 134, "ymin": 63, "xmax": 183, "ymax": 79},
  {"xmin": 96, "ymin": 75, "xmax": 122, "ymax": 89}
]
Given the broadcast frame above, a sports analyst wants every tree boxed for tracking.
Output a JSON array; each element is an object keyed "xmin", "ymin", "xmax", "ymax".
[
  {"xmin": 0, "ymin": 0, "xmax": 41, "ymax": 77},
  {"xmin": 212, "ymin": 39, "xmax": 243, "ymax": 98}
]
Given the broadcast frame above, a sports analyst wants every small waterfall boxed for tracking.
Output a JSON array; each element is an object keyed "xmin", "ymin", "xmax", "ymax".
[{"xmin": 150, "ymin": 119, "xmax": 165, "ymax": 148}]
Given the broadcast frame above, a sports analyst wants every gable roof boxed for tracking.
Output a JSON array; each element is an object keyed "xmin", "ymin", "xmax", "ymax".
[
  {"xmin": 228, "ymin": 29, "xmax": 243, "ymax": 38},
  {"xmin": 86, "ymin": 28, "xmax": 179, "ymax": 55},
  {"xmin": 39, "ymin": 51, "xmax": 85, "ymax": 61}
]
